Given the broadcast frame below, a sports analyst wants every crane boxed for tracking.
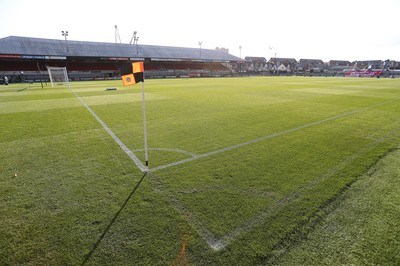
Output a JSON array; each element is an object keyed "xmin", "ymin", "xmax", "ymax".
[{"xmin": 115, "ymin": 25, "xmax": 121, "ymax": 43}]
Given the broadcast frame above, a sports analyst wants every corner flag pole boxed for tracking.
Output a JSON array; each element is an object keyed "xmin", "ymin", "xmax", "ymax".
[
  {"xmin": 120, "ymin": 61, "xmax": 148, "ymax": 172},
  {"xmin": 141, "ymin": 79, "xmax": 149, "ymax": 171}
]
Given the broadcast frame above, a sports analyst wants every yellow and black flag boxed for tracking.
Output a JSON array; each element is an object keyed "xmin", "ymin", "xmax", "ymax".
[{"xmin": 120, "ymin": 62, "xmax": 144, "ymax": 86}]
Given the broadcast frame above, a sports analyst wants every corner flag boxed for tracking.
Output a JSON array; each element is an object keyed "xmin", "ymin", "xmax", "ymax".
[
  {"xmin": 119, "ymin": 61, "xmax": 149, "ymax": 171},
  {"xmin": 120, "ymin": 62, "xmax": 144, "ymax": 86}
]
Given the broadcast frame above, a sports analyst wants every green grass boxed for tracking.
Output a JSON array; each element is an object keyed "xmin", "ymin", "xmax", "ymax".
[
  {"xmin": 1, "ymin": 77, "xmax": 399, "ymax": 265},
  {"xmin": 271, "ymin": 147, "xmax": 400, "ymax": 265}
]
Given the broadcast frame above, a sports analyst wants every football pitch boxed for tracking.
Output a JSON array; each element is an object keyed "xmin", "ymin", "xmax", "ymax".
[{"xmin": 1, "ymin": 77, "xmax": 400, "ymax": 265}]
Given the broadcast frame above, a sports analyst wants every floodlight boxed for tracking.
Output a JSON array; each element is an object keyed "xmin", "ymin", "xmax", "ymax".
[{"xmin": 61, "ymin": 30, "xmax": 69, "ymax": 52}]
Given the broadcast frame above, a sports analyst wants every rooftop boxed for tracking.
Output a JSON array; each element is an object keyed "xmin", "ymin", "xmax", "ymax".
[{"xmin": 0, "ymin": 36, "xmax": 241, "ymax": 62}]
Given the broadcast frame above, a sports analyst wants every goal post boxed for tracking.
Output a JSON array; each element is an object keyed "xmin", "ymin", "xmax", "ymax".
[{"xmin": 46, "ymin": 66, "xmax": 70, "ymax": 88}]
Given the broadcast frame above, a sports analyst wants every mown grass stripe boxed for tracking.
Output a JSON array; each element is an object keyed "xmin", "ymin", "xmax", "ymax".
[{"xmin": 151, "ymin": 97, "xmax": 399, "ymax": 172}]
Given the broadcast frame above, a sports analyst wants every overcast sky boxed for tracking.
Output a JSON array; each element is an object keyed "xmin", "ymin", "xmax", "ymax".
[{"xmin": 1, "ymin": 0, "xmax": 399, "ymax": 61}]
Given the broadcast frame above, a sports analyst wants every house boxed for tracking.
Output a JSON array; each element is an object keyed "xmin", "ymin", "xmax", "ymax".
[
  {"xmin": 352, "ymin": 60, "xmax": 382, "ymax": 69},
  {"xmin": 268, "ymin": 57, "xmax": 297, "ymax": 72},
  {"xmin": 244, "ymin": 56, "xmax": 267, "ymax": 71},
  {"xmin": 328, "ymin": 60, "xmax": 352, "ymax": 67},
  {"xmin": 328, "ymin": 60, "xmax": 352, "ymax": 71},
  {"xmin": 298, "ymin": 59, "xmax": 324, "ymax": 71}
]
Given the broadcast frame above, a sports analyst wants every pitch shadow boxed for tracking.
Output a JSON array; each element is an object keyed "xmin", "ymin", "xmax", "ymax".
[{"xmin": 81, "ymin": 172, "xmax": 148, "ymax": 265}]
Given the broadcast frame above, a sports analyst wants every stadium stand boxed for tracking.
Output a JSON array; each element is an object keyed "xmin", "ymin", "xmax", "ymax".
[
  {"xmin": 1, "ymin": 36, "xmax": 399, "ymax": 81},
  {"xmin": 0, "ymin": 36, "xmax": 242, "ymax": 82}
]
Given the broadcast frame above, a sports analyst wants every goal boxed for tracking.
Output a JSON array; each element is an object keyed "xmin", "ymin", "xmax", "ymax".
[{"xmin": 46, "ymin": 66, "xmax": 70, "ymax": 88}]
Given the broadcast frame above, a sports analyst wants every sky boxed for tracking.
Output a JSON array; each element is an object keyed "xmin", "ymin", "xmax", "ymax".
[{"xmin": 1, "ymin": 0, "xmax": 399, "ymax": 62}]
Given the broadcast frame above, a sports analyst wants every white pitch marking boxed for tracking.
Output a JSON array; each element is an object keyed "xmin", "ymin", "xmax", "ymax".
[
  {"xmin": 70, "ymin": 86, "xmax": 400, "ymax": 251},
  {"xmin": 150, "ymin": 99, "xmax": 398, "ymax": 172},
  {"xmin": 133, "ymin": 147, "xmax": 198, "ymax": 158},
  {"xmin": 69, "ymin": 88, "xmax": 147, "ymax": 173}
]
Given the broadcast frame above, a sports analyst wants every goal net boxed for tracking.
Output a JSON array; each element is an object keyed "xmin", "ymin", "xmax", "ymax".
[{"xmin": 46, "ymin": 66, "xmax": 70, "ymax": 88}]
